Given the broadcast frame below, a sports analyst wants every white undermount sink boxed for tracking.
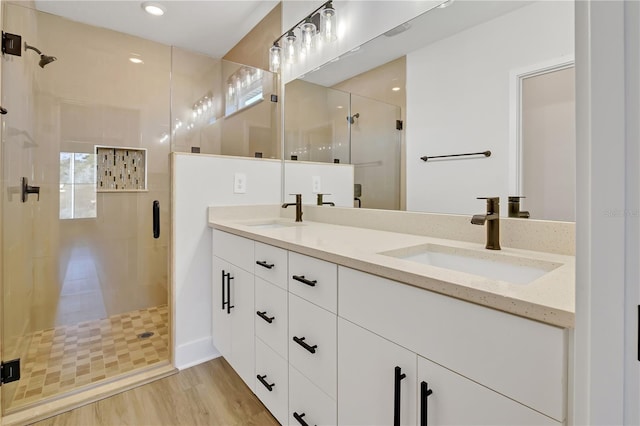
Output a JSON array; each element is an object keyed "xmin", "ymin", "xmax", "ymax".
[
  {"xmin": 380, "ymin": 243, "xmax": 561, "ymax": 285},
  {"xmin": 244, "ymin": 219, "xmax": 302, "ymax": 229}
]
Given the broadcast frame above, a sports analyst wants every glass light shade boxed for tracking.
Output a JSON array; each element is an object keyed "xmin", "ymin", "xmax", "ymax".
[
  {"xmin": 269, "ymin": 44, "xmax": 281, "ymax": 72},
  {"xmin": 284, "ymin": 32, "xmax": 297, "ymax": 64},
  {"xmin": 300, "ymin": 20, "xmax": 316, "ymax": 52},
  {"xmin": 321, "ymin": 6, "xmax": 337, "ymax": 41}
]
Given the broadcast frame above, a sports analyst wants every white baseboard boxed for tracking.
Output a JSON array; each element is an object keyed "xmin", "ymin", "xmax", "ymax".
[{"xmin": 175, "ymin": 337, "xmax": 220, "ymax": 370}]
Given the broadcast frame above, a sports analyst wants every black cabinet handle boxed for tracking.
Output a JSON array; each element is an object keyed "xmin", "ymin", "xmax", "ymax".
[
  {"xmin": 152, "ymin": 200, "xmax": 160, "ymax": 238},
  {"xmin": 257, "ymin": 374, "xmax": 275, "ymax": 392},
  {"xmin": 394, "ymin": 366, "xmax": 407, "ymax": 426},
  {"xmin": 221, "ymin": 270, "xmax": 226, "ymax": 310},
  {"xmin": 292, "ymin": 275, "xmax": 317, "ymax": 287},
  {"xmin": 420, "ymin": 381, "xmax": 434, "ymax": 426},
  {"xmin": 226, "ymin": 274, "xmax": 234, "ymax": 314},
  {"xmin": 256, "ymin": 260, "xmax": 275, "ymax": 269},
  {"xmin": 293, "ymin": 336, "xmax": 317, "ymax": 354},
  {"xmin": 256, "ymin": 311, "xmax": 275, "ymax": 324},
  {"xmin": 293, "ymin": 412, "xmax": 311, "ymax": 426}
]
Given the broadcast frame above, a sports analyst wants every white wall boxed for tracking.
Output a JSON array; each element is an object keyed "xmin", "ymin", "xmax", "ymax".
[
  {"xmin": 574, "ymin": 1, "xmax": 630, "ymax": 423},
  {"xmin": 281, "ymin": 0, "xmax": 441, "ymax": 83},
  {"xmin": 405, "ymin": 1, "xmax": 574, "ymax": 215},
  {"xmin": 172, "ymin": 153, "xmax": 281, "ymax": 368},
  {"xmin": 284, "ymin": 161, "xmax": 354, "ymax": 207}
]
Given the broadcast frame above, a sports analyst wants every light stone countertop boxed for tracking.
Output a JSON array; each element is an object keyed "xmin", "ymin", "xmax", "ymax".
[{"xmin": 208, "ymin": 208, "xmax": 575, "ymax": 329}]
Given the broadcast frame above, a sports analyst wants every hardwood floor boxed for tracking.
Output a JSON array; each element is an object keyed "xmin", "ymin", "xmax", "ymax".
[{"xmin": 31, "ymin": 358, "xmax": 279, "ymax": 426}]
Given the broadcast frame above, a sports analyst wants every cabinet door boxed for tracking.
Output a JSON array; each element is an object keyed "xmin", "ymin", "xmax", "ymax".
[
  {"xmin": 228, "ymin": 263, "xmax": 255, "ymax": 390},
  {"xmin": 212, "ymin": 256, "xmax": 232, "ymax": 360},
  {"xmin": 338, "ymin": 318, "xmax": 416, "ymax": 426},
  {"xmin": 417, "ymin": 356, "xmax": 560, "ymax": 426}
]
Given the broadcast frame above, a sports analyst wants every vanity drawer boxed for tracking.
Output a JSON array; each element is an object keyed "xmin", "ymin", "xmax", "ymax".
[
  {"xmin": 255, "ymin": 242, "xmax": 288, "ymax": 289},
  {"xmin": 255, "ymin": 338, "xmax": 288, "ymax": 425},
  {"xmin": 338, "ymin": 266, "xmax": 567, "ymax": 422},
  {"xmin": 289, "ymin": 365, "xmax": 337, "ymax": 426},
  {"xmin": 212, "ymin": 229, "xmax": 254, "ymax": 272},
  {"xmin": 288, "ymin": 294, "xmax": 337, "ymax": 399},
  {"xmin": 288, "ymin": 252, "xmax": 337, "ymax": 313},
  {"xmin": 255, "ymin": 277, "xmax": 288, "ymax": 359}
]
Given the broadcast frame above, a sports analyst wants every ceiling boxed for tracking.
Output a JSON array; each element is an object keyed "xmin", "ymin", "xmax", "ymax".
[{"xmin": 34, "ymin": 0, "xmax": 279, "ymax": 58}]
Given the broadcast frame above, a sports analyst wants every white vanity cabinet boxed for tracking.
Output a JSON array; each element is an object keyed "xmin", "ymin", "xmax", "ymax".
[
  {"xmin": 211, "ymin": 230, "xmax": 255, "ymax": 390},
  {"xmin": 338, "ymin": 266, "xmax": 566, "ymax": 425},
  {"xmin": 210, "ymin": 229, "xmax": 569, "ymax": 426}
]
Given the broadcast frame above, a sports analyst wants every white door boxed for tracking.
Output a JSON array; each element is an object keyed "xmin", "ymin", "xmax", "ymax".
[
  {"xmin": 227, "ymin": 262, "xmax": 255, "ymax": 390},
  {"xmin": 417, "ymin": 355, "xmax": 559, "ymax": 425},
  {"xmin": 338, "ymin": 318, "xmax": 416, "ymax": 426}
]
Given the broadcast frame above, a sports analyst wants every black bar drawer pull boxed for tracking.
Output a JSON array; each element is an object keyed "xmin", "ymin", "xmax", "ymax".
[
  {"xmin": 293, "ymin": 336, "xmax": 317, "ymax": 354},
  {"xmin": 256, "ymin": 260, "xmax": 275, "ymax": 269},
  {"xmin": 256, "ymin": 311, "xmax": 275, "ymax": 324},
  {"xmin": 257, "ymin": 374, "xmax": 275, "ymax": 392},
  {"xmin": 394, "ymin": 366, "xmax": 406, "ymax": 426},
  {"xmin": 293, "ymin": 412, "xmax": 311, "ymax": 426},
  {"xmin": 221, "ymin": 270, "xmax": 226, "ymax": 310},
  {"xmin": 420, "ymin": 381, "xmax": 434, "ymax": 426},
  {"xmin": 226, "ymin": 274, "xmax": 234, "ymax": 314},
  {"xmin": 292, "ymin": 275, "xmax": 317, "ymax": 287}
]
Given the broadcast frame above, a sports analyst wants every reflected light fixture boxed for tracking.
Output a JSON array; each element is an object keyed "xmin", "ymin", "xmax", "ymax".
[
  {"xmin": 268, "ymin": 0, "xmax": 338, "ymax": 73},
  {"xmin": 141, "ymin": 2, "xmax": 166, "ymax": 16},
  {"xmin": 129, "ymin": 56, "xmax": 144, "ymax": 64},
  {"xmin": 392, "ymin": 87, "xmax": 401, "ymax": 92}
]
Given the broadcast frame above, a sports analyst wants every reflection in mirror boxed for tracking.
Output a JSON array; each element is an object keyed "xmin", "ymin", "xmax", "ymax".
[
  {"xmin": 171, "ymin": 49, "xmax": 279, "ymax": 158},
  {"xmin": 284, "ymin": 0, "xmax": 574, "ymax": 220}
]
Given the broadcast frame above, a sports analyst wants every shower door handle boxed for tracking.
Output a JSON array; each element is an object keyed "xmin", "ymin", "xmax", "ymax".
[{"xmin": 153, "ymin": 200, "xmax": 160, "ymax": 238}]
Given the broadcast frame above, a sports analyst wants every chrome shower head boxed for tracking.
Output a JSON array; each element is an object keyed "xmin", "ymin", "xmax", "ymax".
[{"xmin": 24, "ymin": 42, "xmax": 57, "ymax": 68}]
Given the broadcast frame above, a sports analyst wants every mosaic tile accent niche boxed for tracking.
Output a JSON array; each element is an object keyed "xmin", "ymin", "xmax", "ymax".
[{"xmin": 96, "ymin": 147, "xmax": 147, "ymax": 191}]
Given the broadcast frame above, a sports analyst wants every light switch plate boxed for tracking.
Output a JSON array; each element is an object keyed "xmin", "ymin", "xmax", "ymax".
[
  {"xmin": 312, "ymin": 176, "xmax": 321, "ymax": 193},
  {"xmin": 234, "ymin": 173, "xmax": 247, "ymax": 194}
]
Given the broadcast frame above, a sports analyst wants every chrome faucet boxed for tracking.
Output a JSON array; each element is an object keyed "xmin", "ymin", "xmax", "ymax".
[
  {"xmin": 471, "ymin": 197, "xmax": 501, "ymax": 250},
  {"xmin": 282, "ymin": 194, "xmax": 303, "ymax": 222},
  {"xmin": 316, "ymin": 193, "xmax": 335, "ymax": 206},
  {"xmin": 508, "ymin": 196, "xmax": 530, "ymax": 218}
]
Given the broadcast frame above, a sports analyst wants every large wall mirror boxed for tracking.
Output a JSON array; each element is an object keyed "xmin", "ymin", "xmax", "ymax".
[{"xmin": 283, "ymin": 0, "xmax": 575, "ymax": 221}]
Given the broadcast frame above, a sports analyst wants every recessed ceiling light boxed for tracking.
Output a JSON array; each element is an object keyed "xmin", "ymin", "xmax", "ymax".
[
  {"xmin": 437, "ymin": 0, "xmax": 454, "ymax": 9},
  {"xmin": 129, "ymin": 57, "xmax": 144, "ymax": 64},
  {"xmin": 392, "ymin": 87, "xmax": 401, "ymax": 92},
  {"xmin": 142, "ymin": 2, "xmax": 166, "ymax": 16}
]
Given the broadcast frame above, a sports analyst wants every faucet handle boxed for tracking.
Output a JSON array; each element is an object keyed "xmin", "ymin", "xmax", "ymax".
[
  {"xmin": 508, "ymin": 196, "xmax": 526, "ymax": 201},
  {"xmin": 477, "ymin": 197, "xmax": 500, "ymax": 201}
]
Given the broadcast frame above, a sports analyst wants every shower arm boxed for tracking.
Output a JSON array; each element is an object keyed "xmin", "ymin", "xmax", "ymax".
[{"xmin": 24, "ymin": 43, "xmax": 43, "ymax": 55}]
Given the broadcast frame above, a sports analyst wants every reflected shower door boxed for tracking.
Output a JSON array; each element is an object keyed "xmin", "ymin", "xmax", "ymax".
[{"xmin": 350, "ymin": 94, "xmax": 401, "ymax": 210}]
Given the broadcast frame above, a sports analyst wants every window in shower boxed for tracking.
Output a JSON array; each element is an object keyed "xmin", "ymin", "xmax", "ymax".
[{"xmin": 59, "ymin": 152, "xmax": 97, "ymax": 219}]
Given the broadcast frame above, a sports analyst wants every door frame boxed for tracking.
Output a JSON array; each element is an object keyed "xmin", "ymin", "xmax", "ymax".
[{"xmin": 508, "ymin": 55, "xmax": 575, "ymax": 196}]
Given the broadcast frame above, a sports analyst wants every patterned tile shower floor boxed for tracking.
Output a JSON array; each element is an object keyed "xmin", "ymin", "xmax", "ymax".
[{"xmin": 8, "ymin": 305, "xmax": 168, "ymax": 411}]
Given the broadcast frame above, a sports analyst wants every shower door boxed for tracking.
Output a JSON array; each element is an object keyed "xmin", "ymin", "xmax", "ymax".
[
  {"xmin": 350, "ymin": 94, "xmax": 401, "ymax": 210},
  {"xmin": 1, "ymin": 3, "xmax": 170, "ymax": 413}
]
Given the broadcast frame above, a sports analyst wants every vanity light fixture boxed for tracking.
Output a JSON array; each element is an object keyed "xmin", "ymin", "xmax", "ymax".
[
  {"xmin": 141, "ymin": 2, "xmax": 166, "ymax": 16},
  {"xmin": 268, "ymin": 0, "xmax": 338, "ymax": 73}
]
